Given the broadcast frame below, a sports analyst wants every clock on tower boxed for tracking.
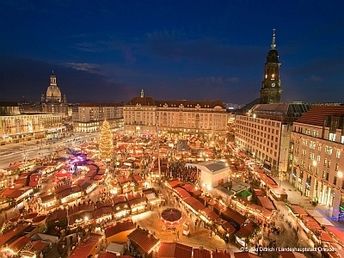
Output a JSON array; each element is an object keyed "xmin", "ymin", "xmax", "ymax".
[{"xmin": 260, "ymin": 29, "xmax": 282, "ymax": 104}]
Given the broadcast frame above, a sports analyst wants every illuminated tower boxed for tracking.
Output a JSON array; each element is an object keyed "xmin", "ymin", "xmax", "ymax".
[{"xmin": 260, "ymin": 29, "xmax": 282, "ymax": 104}]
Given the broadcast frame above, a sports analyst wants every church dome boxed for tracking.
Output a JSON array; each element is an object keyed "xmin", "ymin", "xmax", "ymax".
[
  {"xmin": 45, "ymin": 71, "xmax": 62, "ymax": 102},
  {"xmin": 46, "ymin": 85, "xmax": 62, "ymax": 102}
]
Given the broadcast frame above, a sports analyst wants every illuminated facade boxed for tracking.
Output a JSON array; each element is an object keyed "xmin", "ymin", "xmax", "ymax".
[
  {"xmin": 260, "ymin": 29, "xmax": 282, "ymax": 104},
  {"xmin": 290, "ymin": 105, "xmax": 344, "ymax": 220},
  {"xmin": 0, "ymin": 112, "xmax": 66, "ymax": 144},
  {"xmin": 124, "ymin": 90, "xmax": 227, "ymax": 135},
  {"xmin": 41, "ymin": 71, "xmax": 68, "ymax": 114},
  {"xmin": 72, "ymin": 104, "xmax": 123, "ymax": 132},
  {"xmin": 235, "ymin": 103, "xmax": 309, "ymax": 174}
]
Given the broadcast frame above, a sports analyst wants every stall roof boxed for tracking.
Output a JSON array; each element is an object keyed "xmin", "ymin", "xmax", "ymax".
[
  {"xmin": 278, "ymin": 252, "xmax": 307, "ymax": 258},
  {"xmin": 257, "ymin": 196, "xmax": 275, "ymax": 211},
  {"xmin": 306, "ymin": 210, "xmax": 334, "ymax": 226},
  {"xmin": 325, "ymin": 225, "xmax": 344, "ymax": 244},
  {"xmin": 9, "ymin": 236, "xmax": 30, "ymax": 252},
  {"xmin": 236, "ymin": 221, "xmax": 256, "ymax": 238},
  {"xmin": 221, "ymin": 208, "xmax": 246, "ymax": 226},
  {"xmin": 289, "ymin": 205, "xmax": 308, "ymax": 217},
  {"xmin": 127, "ymin": 228, "xmax": 159, "ymax": 254},
  {"xmin": 168, "ymin": 180, "xmax": 182, "ymax": 188},
  {"xmin": 157, "ymin": 242, "xmax": 192, "ymax": 258},
  {"xmin": 201, "ymin": 207, "xmax": 219, "ymax": 221},
  {"xmin": 193, "ymin": 248, "xmax": 211, "ymax": 258},
  {"xmin": 212, "ymin": 250, "xmax": 231, "ymax": 258},
  {"xmin": 319, "ymin": 231, "xmax": 335, "ymax": 243},
  {"xmin": 174, "ymin": 187, "xmax": 191, "ymax": 199},
  {"xmin": 0, "ymin": 223, "xmax": 31, "ymax": 246},
  {"xmin": 183, "ymin": 197, "xmax": 205, "ymax": 212},
  {"xmin": 258, "ymin": 173, "xmax": 278, "ymax": 188},
  {"xmin": 105, "ymin": 221, "xmax": 135, "ymax": 238},
  {"xmin": 234, "ymin": 252, "xmax": 259, "ymax": 258},
  {"xmin": 70, "ymin": 233, "xmax": 102, "ymax": 258}
]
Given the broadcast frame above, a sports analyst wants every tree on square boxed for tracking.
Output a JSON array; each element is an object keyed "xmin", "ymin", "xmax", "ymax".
[{"xmin": 99, "ymin": 120, "xmax": 113, "ymax": 161}]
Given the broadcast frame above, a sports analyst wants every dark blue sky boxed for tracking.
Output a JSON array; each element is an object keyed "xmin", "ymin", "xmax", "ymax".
[{"xmin": 0, "ymin": 0, "xmax": 343, "ymax": 104}]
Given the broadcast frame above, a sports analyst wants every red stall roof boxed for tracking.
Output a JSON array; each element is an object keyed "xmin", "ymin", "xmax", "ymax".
[
  {"xmin": 174, "ymin": 187, "xmax": 191, "ymax": 199},
  {"xmin": 157, "ymin": 242, "xmax": 192, "ymax": 258},
  {"xmin": 183, "ymin": 197, "xmax": 205, "ymax": 212},
  {"xmin": 193, "ymin": 248, "xmax": 211, "ymax": 258},
  {"xmin": 70, "ymin": 233, "xmax": 102, "ymax": 258},
  {"xmin": 105, "ymin": 220, "xmax": 135, "ymax": 238},
  {"xmin": 257, "ymin": 196, "xmax": 275, "ymax": 211},
  {"xmin": 289, "ymin": 205, "xmax": 308, "ymax": 217},
  {"xmin": 234, "ymin": 252, "xmax": 259, "ymax": 258},
  {"xmin": 128, "ymin": 228, "xmax": 159, "ymax": 254},
  {"xmin": 212, "ymin": 250, "xmax": 231, "ymax": 258}
]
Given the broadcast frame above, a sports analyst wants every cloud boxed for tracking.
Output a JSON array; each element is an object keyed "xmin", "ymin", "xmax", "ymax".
[
  {"xmin": 65, "ymin": 62, "xmax": 101, "ymax": 74},
  {"xmin": 0, "ymin": 56, "xmax": 131, "ymax": 102},
  {"xmin": 73, "ymin": 41, "xmax": 110, "ymax": 53}
]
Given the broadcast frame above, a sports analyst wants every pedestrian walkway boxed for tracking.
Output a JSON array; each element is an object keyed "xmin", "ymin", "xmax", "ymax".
[{"xmin": 276, "ymin": 178, "xmax": 344, "ymax": 232}]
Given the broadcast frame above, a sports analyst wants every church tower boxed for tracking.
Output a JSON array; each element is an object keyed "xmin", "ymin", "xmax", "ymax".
[{"xmin": 260, "ymin": 29, "xmax": 282, "ymax": 104}]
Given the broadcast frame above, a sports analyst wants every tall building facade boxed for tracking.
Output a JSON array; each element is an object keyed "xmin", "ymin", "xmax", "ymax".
[
  {"xmin": 290, "ymin": 105, "xmax": 344, "ymax": 220},
  {"xmin": 72, "ymin": 104, "xmax": 123, "ymax": 133},
  {"xmin": 260, "ymin": 29, "xmax": 282, "ymax": 104},
  {"xmin": 235, "ymin": 103, "xmax": 309, "ymax": 175},
  {"xmin": 41, "ymin": 71, "xmax": 68, "ymax": 114},
  {"xmin": 0, "ymin": 102, "xmax": 66, "ymax": 145},
  {"xmin": 123, "ymin": 90, "xmax": 227, "ymax": 135}
]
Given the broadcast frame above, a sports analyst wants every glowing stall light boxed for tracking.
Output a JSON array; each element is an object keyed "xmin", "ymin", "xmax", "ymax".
[
  {"xmin": 312, "ymin": 160, "xmax": 317, "ymax": 167},
  {"xmin": 110, "ymin": 188, "xmax": 118, "ymax": 195}
]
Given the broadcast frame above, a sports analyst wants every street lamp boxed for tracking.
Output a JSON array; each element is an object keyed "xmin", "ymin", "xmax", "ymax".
[{"xmin": 337, "ymin": 171, "xmax": 343, "ymax": 179}]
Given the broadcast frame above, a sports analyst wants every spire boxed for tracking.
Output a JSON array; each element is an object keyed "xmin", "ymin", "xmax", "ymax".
[
  {"xmin": 271, "ymin": 29, "xmax": 276, "ymax": 49},
  {"xmin": 140, "ymin": 89, "xmax": 144, "ymax": 98}
]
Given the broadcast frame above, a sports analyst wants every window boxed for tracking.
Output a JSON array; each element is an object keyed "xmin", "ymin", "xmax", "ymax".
[
  {"xmin": 336, "ymin": 150, "xmax": 341, "ymax": 159},
  {"xmin": 325, "ymin": 146, "xmax": 333, "ymax": 155},
  {"xmin": 329, "ymin": 133, "xmax": 336, "ymax": 142},
  {"xmin": 309, "ymin": 141, "xmax": 316, "ymax": 150}
]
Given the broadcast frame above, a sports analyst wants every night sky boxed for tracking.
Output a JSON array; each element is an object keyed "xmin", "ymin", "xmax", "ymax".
[{"xmin": 0, "ymin": 0, "xmax": 343, "ymax": 104}]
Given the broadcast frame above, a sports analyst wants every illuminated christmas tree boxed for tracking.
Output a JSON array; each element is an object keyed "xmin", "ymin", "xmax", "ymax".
[{"xmin": 99, "ymin": 120, "xmax": 113, "ymax": 161}]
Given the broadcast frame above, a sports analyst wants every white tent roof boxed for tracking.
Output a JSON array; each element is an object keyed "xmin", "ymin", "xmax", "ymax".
[{"xmin": 306, "ymin": 209, "xmax": 334, "ymax": 226}]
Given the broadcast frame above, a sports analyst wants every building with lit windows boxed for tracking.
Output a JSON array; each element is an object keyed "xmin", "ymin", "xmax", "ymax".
[
  {"xmin": 72, "ymin": 103, "xmax": 123, "ymax": 132},
  {"xmin": 0, "ymin": 110, "xmax": 66, "ymax": 145},
  {"xmin": 123, "ymin": 90, "xmax": 227, "ymax": 135},
  {"xmin": 0, "ymin": 102, "xmax": 21, "ymax": 116},
  {"xmin": 235, "ymin": 103, "xmax": 309, "ymax": 175},
  {"xmin": 290, "ymin": 105, "xmax": 344, "ymax": 220}
]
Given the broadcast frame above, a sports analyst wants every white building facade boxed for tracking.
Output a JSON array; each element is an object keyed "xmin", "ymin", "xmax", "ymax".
[
  {"xmin": 290, "ymin": 105, "xmax": 344, "ymax": 220},
  {"xmin": 123, "ymin": 90, "xmax": 227, "ymax": 135}
]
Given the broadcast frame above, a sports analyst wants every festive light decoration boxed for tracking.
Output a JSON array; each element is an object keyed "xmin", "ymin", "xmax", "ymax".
[{"xmin": 99, "ymin": 120, "xmax": 113, "ymax": 161}]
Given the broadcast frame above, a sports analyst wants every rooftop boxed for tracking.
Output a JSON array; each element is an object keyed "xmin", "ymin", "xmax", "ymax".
[
  {"xmin": 296, "ymin": 105, "xmax": 344, "ymax": 126},
  {"xmin": 250, "ymin": 102, "xmax": 310, "ymax": 122},
  {"xmin": 157, "ymin": 242, "xmax": 192, "ymax": 258},
  {"xmin": 127, "ymin": 228, "xmax": 160, "ymax": 254},
  {"xmin": 199, "ymin": 160, "xmax": 228, "ymax": 174},
  {"xmin": 70, "ymin": 233, "xmax": 102, "ymax": 258}
]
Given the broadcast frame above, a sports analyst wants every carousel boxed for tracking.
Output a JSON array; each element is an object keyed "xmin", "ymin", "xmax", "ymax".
[{"xmin": 161, "ymin": 208, "xmax": 182, "ymax": 229}]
